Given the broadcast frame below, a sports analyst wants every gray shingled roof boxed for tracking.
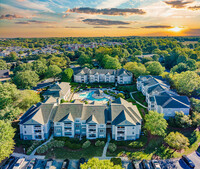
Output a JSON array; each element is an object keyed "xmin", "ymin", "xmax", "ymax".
[
  {"xmin": 155, "ymin": 96, "xmax": 190, "ymax": 108},
  {"xmin": 43, "ymin": 82, "xmax": 70, "ymax": 98},
  {"xmin": 111, "ymin": 98, "xmax": 142, "ymax": 126},
  {"xmin": 147, "ymin": 84, "xmax": 169, "ymax": 95},
  {"xmin": 21, "ymin": 103, "xmax": 55, "ymax": 125},
  {"xmin": 116, "ymin": 68, "xmax": 132, "ymax": 76}
]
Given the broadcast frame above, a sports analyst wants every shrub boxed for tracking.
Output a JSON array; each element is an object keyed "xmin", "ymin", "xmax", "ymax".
[
  {"xmin": 110, "ymin": 158, "xmax": 122, "ymax": 166},
  {"xmin": 65, "ymin": 141, "xmax": 82, "ymax": 150},
  {"xmin": 26, "ymin": 141, "xmax": 42, "ymax": 155},
  {"xmin": 95, "ymin": 140, "xmax": 105, "ymax": 147},
  {"xmin": 108, "ymin": 143, "xmax": 117, "ymax": 152},
  {"xmin": 116, "ymin": 93, "xmax": 125, "ymax": 99},
  {"xmin": 174, "ymin": 111, "xmax": 192, "ymax": 128},
  {"xmin": 82, "ymin": 140, "xmax": 91, "ymax": 149}
]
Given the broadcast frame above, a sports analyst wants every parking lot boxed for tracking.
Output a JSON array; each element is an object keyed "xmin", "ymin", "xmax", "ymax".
[{"xmin": 2, "ymin": 151, "xmax": 199, "ymax": 169}]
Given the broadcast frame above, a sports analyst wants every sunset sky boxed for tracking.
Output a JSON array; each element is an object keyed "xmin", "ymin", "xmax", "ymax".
[{"xmin": 0, "ymin": 0, "xmax": 200, "ymax": 38}]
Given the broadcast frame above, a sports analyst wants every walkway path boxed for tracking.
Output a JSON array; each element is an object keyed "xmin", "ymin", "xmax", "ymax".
[
  {"xmin": 102, "ymin": 134, "xmax": 111, "ymax": 158},
  {"xmin": 130, "ymin": 92, "xmax": 147, "ymax": 109},
  {"xmin": 30, "ymin": 135, "xmax": 54, "ymax": 156}
]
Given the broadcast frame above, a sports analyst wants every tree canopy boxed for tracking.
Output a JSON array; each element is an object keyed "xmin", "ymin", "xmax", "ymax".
[
  {"xmin": 61, "ymin": 68, "xmax": 74, "ymax": 82},
  {"xmin": 164, "ymin": 132, "xmax": 189, "ymax": 150},
  {"xmin": 13, "ymin": 70, "xmax": 39, "ymax": 89},
  {"xmin": 145, "ymin": 111, "xmax": 168, "ymax": 136},
  {"xmin": 81, "ymin": 158, "xmax": 122, "ymax": 169},
  {"xmin": 0, "ymin": 120, "xmax": 15, "ymax": 162}
]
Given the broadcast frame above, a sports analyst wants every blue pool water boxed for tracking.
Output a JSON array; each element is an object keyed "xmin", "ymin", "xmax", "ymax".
[{"xmin": 79, "ymin": 91, "xmax": 109, "ymax": 101}]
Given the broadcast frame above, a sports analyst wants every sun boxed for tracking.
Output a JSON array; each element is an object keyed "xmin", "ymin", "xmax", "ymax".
[{"xmin": 169, "ymin": 26, "xmax": 183, "ymax": 32}]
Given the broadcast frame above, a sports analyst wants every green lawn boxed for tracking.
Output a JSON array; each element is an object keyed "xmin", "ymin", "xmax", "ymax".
[
  {"xmin": 107, "ymin": 130, "xmax": 200, "ymax": 160},
  {"xmin": 45, "ymin": 145, "xmax": 103, "ymax": 159}
]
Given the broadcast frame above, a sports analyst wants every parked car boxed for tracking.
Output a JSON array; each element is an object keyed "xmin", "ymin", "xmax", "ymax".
[
  {"xmin": 45, "ymin": 159, "xmax": 53, "ymax": 169},
  {"xmin": 182, "ymin": 155, "xmax": 195, "ymax": 168},
  {"xmin": 141, "ymin": 159, "xmax": 150, "ymax": 169},
  {"xmin": 131, "ymin": 159, "xmax": 141, "ymax": 169},
  {"xmin": 26, "ymin": 158, "xmax": 37, "ymax": 169},
  {"xmin": 78, "ymin": 158, "xmax": 86, "ymax": 169},
  {"xmin": 13, "ymin": 157, "xmax": 25, "ymax": 169},
  {"xmin": 61, "ymin": 159, "xmax": 69, "ymax": 169},
  {"xmin": 151, "ymin": 160, "xmax": 161, "ymax": 169},
  {"xmin": 1, "ymin": 156, "xmax": 16, "ymax": 169}
]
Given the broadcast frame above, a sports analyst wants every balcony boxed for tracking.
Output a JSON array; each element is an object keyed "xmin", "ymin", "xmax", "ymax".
[
  {"xmin": 34, "ymin": 127, "xmax": 41, "ymax": 130},
  {"xmin": 64, "ymin": 129, "xmax": 72, "ymax": 132}
]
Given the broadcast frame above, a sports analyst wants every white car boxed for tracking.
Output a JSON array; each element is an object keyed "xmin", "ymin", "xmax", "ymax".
[
  {"xmin": 13, "ymin": 157, "xmax": 25, "ymax": 169},
  {"xmin": 151, "ymin": 160, "xmax": 161, "ymax": 169}
]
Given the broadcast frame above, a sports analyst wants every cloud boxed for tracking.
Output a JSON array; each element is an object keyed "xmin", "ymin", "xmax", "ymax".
[
  {"xmin": 82, "ymin": 19, "xmax": 130, "ymax": 25},
  {"xmin": 183, "ymin": 29, "xmax": 200, "ymax": 35},
  {"xmin": 97, "ymin": 0, "xmax": 129, "ymax": 9},
  {"xmin": 164, "ymin": 0, "xmax": 194, "ymax": 8},
  {"xmin": 65, "ymin": 26, "xmax": 86, "ymax": 28},
  {"xmin": 15, "ymin": 20, "xmax": 55, "ymax": 24},
  {"xmin": 188, "ymin": 5, "xmax": 200, "ymax": 10},
  {"xmin": 118, "ymin": 26, "xmax": 135, "ymax": 29},
  {"xmin": 93, "ymin": 26, "xmax": 110, "ymax": 28},
  {"xmin": 67, "ymin": 7, "xmax": 146, "ymax": 16},
  {"xmin": 141, "ymin": 25, "xmax": 172, "ymax": 28},
  {"xmin": 0, "ymin": 14, "xmax": 23, "ymax": 20}
]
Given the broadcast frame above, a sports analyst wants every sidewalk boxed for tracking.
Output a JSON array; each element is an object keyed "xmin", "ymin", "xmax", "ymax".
[
  {"xmin": 12, "ymin": 153, "xmax": 45, "ymax": 160},
  {"xmin": 130, "ymin": 92, "xmax": 147, "ymax": 109},
  {"xmin": 30, "ymin": 135, "xmax": 54, "ymax": 156},
  {"xmin": 102, "ymin": 134, "xmax": 111, "ymax": 158}
]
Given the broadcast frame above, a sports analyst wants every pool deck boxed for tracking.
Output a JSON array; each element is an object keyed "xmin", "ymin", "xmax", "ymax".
[{"xmin": 72, "ymin": 89, "xmax": 115, "ymax": 104}]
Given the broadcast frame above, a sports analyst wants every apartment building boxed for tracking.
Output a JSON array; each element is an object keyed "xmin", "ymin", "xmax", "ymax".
[
  {"xmin": 19, "ymin": 98, "xmax": 142, "ymax": 141},
  {"xmin": 73, "ymin": 67, "xmax": 132, "ymax": 84},
  {"xmin": 137, "ymin": 75, "xmax": 190, "ymax": 119}
]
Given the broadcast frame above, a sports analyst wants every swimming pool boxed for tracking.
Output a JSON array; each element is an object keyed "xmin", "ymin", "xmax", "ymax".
[{"xmin": 79, "ymin": 91, "xmax": 109, "ymax": 101}]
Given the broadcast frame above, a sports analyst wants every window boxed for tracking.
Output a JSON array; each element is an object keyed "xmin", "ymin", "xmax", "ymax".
[
  {"xmin": 100, "ymin": 130, "xmax": 104, "ymax": 133},
  {"xmin": 132, "ymin": 127, "xmax": 134, "ymax": 129},
  {"xmin": 132, "ymin": 132, "xmax": 135, "ymax": 134},
  {"xmin": 24, "ymin": 131, "xmax": 26, "ymax": 134},
  {"xmin": 24, "ymin": 126, "xmax": 26, "ymax": 128}
]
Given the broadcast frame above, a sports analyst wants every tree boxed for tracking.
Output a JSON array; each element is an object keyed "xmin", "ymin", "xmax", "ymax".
[
  {"xmin": 13, "ymin": 70, "xmax": 39, "ymax": 89},
  {"xmin": 17, "ymin": 90, "xmax": 41, "ymax": 110},
  {"xmin": 171, "ymin": 63, "xmax": 188, "ymax": 73},
  {"xmin": 0, "ymin": 83, "xmax": 19, "ymax": 109},
  {"xmin": 186, "ymin": 59, "xmax": 197, "ymax": 71},
  {"xmin": 146, "ymin": 61, "xmax": 165, "ymax": 75},
  {"xmin": 61, "ymin": 68, "xmax": 73, "ymax": 82},
  {"xmin": 174, "ymin": 111, "xmax": 192, "ymax": 128},
  {"xmin": 0, "ymin": 120, "xmax": 15, "ymax": 162},
  {"xmin": 77, "ymin": 54, "xmax": 92, "ymax": 66},
  {"xmin": 190, "ymin": 98, "xmax": 200, "ymax": 112},
  {"xmin": 124, "ymin": 62, "xmax": 147, "ymax": 78},
  {"xmin": 14, "ymin": 63, "xmax": 32, "ymax": 73},
  {"xmin": 104, "ymin": 56, "xmax": 121, "ymax": 69},
  {"xmin": 0, "ymin": 59, "xmax": 7, "ymax": 70},
  {"xmin": 145, "ymin": 111, "xmax": 168, "ymax": 136},
  {"xmin": 164, "ymin": 132, "xmax": 189, "ymax": 150},
  {"xmin": 32, "ymin": 60, "xmax": 48, "ymax": 78},
  {"xmin": 81, "ymin": 158, "xmax": 122, "ymax": 169},
  {"xmin": 116, "ymin": 93, "xmax": 125, "ymax": 99},
  {"xmin": 170, "ymin": 71, "xmax": 200, "ymax": 96},
  {"xmin": 108, "ymin": 143, "xmax": 117, "ymax": 152},
  {"xmin": 192, "ymin": 112, "xmax": 200, "ymax": 126},
  {"xmin": 45, "ymin": 65, "xmax": 62, "ymax": 80},
  {"xmin": 0, "ymin": 105, "xmax": 21, "ymax": 121},
  {"xmin": 49, "ymin": 56, "xmax": 67, "ymax": 68}
]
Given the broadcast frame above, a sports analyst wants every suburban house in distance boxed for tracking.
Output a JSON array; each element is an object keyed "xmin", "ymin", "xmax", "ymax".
[
  {"xmin": 0, "ymin": 69, "xmax": 10, "ymax": 82},
  {"xmin": 19, "ymin": 95, "xmax": 142, "ymax": 141},
  {"xmin": 137, "ymin": 75, "xmax": 190, "ymax": 119},
  {"xmin": 73, "ymin": 67, "xmax": 133, "ymax": 84}
]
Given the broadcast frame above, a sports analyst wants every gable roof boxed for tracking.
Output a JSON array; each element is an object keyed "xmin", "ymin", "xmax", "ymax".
[
  {"xmin": 20, "ymin": 103, "xmax": 55, "ymax": 125},
  {"xmin": 147, "ymin": 83, "xmax": 169, "ymax": 95},
  {"xmin": 154, "ymin": 96, "xmax": 190, "ymax": 108},
  {"xmin": 111, "ymin": 98, "xmax": 142, "ymax": 126},
  {"xmin": 43, "ymin": 82, "xmax": 70, "ymax": 98},
  {"xmin": 116, "ymin": 68, "xmax": 132, "ymax": 76}
]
